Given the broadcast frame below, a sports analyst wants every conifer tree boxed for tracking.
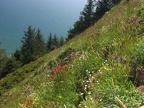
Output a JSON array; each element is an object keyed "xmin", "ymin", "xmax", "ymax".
[
  {"xmin": 0, "ymin": 48, "xmax": 7, "ymax": 63},
  {"xmin": 53, "ymin": 34, "xmax": 59, "ymax": 49},
  {"xmin": 73, "ymin": 16, "xmax": 85, "ymax": 34},
  {"xmin": 46, "ymin": 33, "xmax": 62, "ymax": 51},
  {"xmin": 0, "ymin": 58, "xmax": 19, "ymax": 78},
  {"xmin": 0, "ymin": 47, "xmax": 19, "ymax": 78},
  {"xmin": 47, "ymin": 33, "xmax": 53, "ymax": 51},
  {"xmin": 67, "ymin": 0, "xmax": 121, "ymax": 40},
  {"xmin": 94, "ymin": 0, "xmax": 110, "ymax": 21},
  {"xmin": 59, "ymin": 36, "xmax": 65, "ymax": 46},
  {"xmin": 34, "ymin": 29, "xmax": 46, "ymax": 58},
  {"xmin": 0, "ymin": 48, "xmax": 8, "ymax": 75},
  {"xmin": 111, "ymin": 0, "xmax": 121, "ymax": 4},
  {"xmin": 81, "ymin": 0, "xmax": 95, "ymax": 28},
  {"xmin": 67, "ymin": 0, "xmax": 95, "ymax": 40},
  {"xmin": 14, "ymin": 49, "xmax": 22, "ymax": 62},
  {"xmin": 67, "ymin": 28, "xmax": 75, "ymax": 40},
  {"xmin": 21, "ymin": 26, "xmax": 36, "ymax": 64},
  {"xmin": 67, "ymin": 16, "xmax": 85, "ymax": 40}
]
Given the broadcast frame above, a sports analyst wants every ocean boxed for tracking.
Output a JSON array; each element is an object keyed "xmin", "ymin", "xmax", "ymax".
[{"xmin": 0, "ymin": 0, "xmax": 87, "ymax": 55}]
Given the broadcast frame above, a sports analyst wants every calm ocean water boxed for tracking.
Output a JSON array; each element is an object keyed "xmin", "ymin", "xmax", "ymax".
[{"xmin": 0, "ymin": 0, "xmax": 87, "ymax": 55}]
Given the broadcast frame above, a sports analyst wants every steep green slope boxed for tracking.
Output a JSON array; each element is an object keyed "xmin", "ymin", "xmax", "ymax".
[{"xmin": 0, "ymin": 0, "xmax": 144, "ymax": 107}]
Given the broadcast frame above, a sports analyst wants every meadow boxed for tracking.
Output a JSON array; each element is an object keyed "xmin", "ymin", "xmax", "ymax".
[{"xmin": 0, "ymin": 0, "xmax": 144, "ymax": 107}]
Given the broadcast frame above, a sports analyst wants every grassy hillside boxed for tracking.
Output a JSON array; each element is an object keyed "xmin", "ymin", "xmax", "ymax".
[{"xmin": 0, "ymin": 0, "xmax": 144, "ymax": 107}]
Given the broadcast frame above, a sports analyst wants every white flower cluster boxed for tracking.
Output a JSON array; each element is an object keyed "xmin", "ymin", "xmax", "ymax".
[{"xmin": 79, "ymin": 69, "xmax": 96, "ymax": 102}]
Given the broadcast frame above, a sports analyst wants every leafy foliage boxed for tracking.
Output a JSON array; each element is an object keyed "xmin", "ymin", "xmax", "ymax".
[{"xmin": 130, "ymin": 37, "xmax": 144, "ymax": 86}]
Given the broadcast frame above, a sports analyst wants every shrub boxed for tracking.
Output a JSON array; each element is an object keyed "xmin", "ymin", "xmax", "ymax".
[{"xmin": 130, "ymin": 37, "xmax": 144, "ymax": 86}]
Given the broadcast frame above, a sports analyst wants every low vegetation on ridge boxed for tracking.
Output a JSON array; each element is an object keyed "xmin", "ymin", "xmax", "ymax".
[{"xmin": 0, "ymin": 0, "xmax": 144, "ymax": 107}]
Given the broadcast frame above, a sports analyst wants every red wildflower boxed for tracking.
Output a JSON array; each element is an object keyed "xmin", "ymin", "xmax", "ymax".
[
  {"xmin": 50, "ymin": 74, "xmax": 53, "ymax": 79},
  {"xmin": 57, "ymin": 65, "xmax": 62, "ymax": 71},
  {"xmin": 21, "ymin": 103, "xmax": 26, "ymax": 107},
  {"xmin": 21, "ymin": 98, "xmax": 33, "ymax": 107},
  {"xmin": 52, "ymin": 65, "xmax": 62, "ymax": 73},
  {"xmin": 52, "ymin": 68, "xmax": 57, "ymax": 73},
  {"xmin": 62, "ymin": 65, "xmax": 68, "ymax": 70},
  {"xmin": 29, "ymin": 98, "xmax": 33, "ymax": 102},
  {"xmin": 51, "ymin": 65, "xmax": 68, "ymax": 76},
  {"xmin": 25, "ymin": 101, "xmax": 30, "ymax": 107}
]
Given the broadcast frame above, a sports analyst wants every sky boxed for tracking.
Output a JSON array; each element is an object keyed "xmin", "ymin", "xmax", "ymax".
[{"xmin": 0, "ymin": 0, "xmax": 87, "ymax": 54}]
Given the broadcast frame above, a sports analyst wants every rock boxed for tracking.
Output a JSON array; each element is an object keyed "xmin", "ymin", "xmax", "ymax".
[
  {"xmin": 139, "ymin": 106, "xmax": 144, "ymax": 108},
  {"xmin": 137, "ymin": 85, "xmax": 144, "ymax": 96}
]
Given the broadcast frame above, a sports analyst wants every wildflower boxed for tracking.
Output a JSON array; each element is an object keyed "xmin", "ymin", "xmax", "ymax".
[
  {"xmin": 84, "ymin": 87, "xmax": 87, "ymax": 90},
  {"xmin": 91, "ymin": 71, "xmax": 94, "ymax": 74},
  {"xmin": 91, "ymin": 84, "xmax": 94, "ymax": 87},
  {"xmin": 21, "ymin": 103, "xmax": 26, "ymax": 107},
  {"xmin": 80, "ymin": 92, "xmax": 84, "ymax": 95},
  {"xmin": 89, "ymin": 74, "xmax": 92, "ymax": 77},
  {"xmin": 58, "ymin": 95, "xmax": 62, "ymax": 99},
  {"xmin": 86, "ymin": 70, "xmax": 89, "ymax": 73},
  {"xmin": 85, "ymin": 84, "xmax": 88, "ymax": 87},
  {"xmin": 52, "ymin": 65, "xmax": 62, "ymax": 73},
  {"xmin": 29, "ymin": 98, "xmax": 33, "ymax": 102},
  {"xmin": 62, "ymin": 65, "xmax": 68, "ymax": 70},
  {"xmin": 25, "ymin": 101, "xmax": 30, "ymax": 107},
  {"xmin": 50, "ymin": 74, "xmax": 53, "ymax": 79},
  {"xmin": 99, "ymin": 98, "xmax": 102, "ymax": 102},
  {"xmin": 20, "ymin": 98, "xmax": 33, "ymax": 107},
  {"xmin": 88, "ymin": 79, "xmax": 92, "ymax": 83},
  {"xmin": 79, "ymin": 104, "xmax": 82, "ymax": 106},
  {"xmin": 57, "ymin": 65, "xmax": 62, "ymax": 71},
  {"xmin": 51, "ymin": 65, "xmax": 68, "ymax": 78},
  {"xmin": 60, "ymin": 81, "xmax": 64, "ymax": 83},
  {"xmin": 52, "ymin": 68, "xmax": 57, "ymax": 73},
  {"xmin": 92, "ymin": 76, "xmax": 95, "ymax": 79}
]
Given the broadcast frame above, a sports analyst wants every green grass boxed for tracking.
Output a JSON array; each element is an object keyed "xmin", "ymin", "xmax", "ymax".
[{"xmin": 0, "ymin": 0, "xmax": 144, "ymax": 107}]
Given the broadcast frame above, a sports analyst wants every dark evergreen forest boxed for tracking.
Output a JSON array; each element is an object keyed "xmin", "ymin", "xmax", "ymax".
[{"xmin": 67, "ymin": 0, "xmax": 121, "ymax": 39}]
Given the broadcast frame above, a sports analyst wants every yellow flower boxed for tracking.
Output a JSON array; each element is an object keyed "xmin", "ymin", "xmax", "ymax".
[
  {"xmin": 58, "ymin": 95, "xmax": 62, "ymax": 99},
  {"xmin": 91, "ymin": 84, "xmax": 94, "ymax": 87},
  {"xmin": 99, "ymin": 98, "xmax": 102, "ymax": 102},
  {"xmin": 60, "ymin": 81, "xmax": 64, "ymax": 83},
  {"xmin": 79, "ymin": 104, "xmax": 82, "ymax": 106}
]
